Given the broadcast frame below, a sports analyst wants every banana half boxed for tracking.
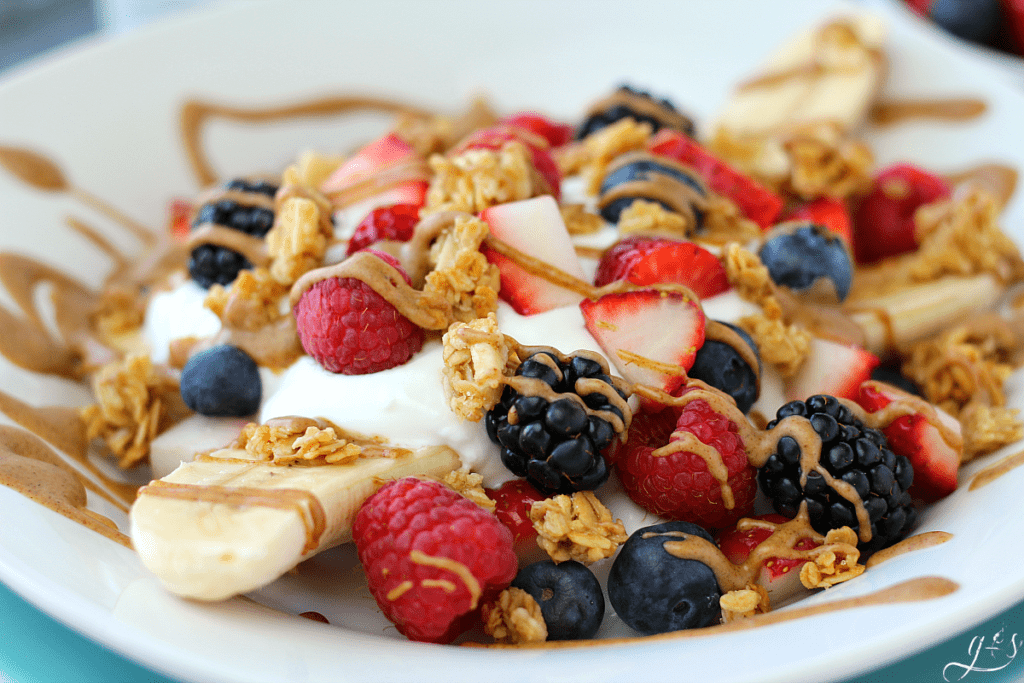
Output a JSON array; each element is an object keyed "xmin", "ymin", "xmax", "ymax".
[{"xmin": 130, "ymin": 443, "xmax": 461, "ymax": 601}]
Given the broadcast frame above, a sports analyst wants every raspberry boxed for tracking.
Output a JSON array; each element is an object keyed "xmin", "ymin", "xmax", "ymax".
[
  {"xmin": 617, "ymin": 397, "xmax": 757, "ymax": 530},
  {"xmin": 293, "ymin": 251, "xmax": 423, "ymax": 374},
  {"xmin": 346, "ymin": 203, "xmax": 420, "ymax": 256},
  {"xmin": 485, "ymin": 479, "xmax": 546, "ymax": 545},
  {"xmin": 353, "ymin": 478, "xmax": 517, "ymax": 643}
]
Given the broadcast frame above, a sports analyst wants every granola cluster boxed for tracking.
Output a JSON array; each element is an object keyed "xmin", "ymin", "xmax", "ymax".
[
  {"xmin": 442, "ymin": 469, "xmax": 496, "ymax": 512},
  {"xmin": 617, "ymin": 199, "xmax": 690, "ymax": 239},
  {"xmin": 560, "ymin": 203, "xmax": 604, "ymax": 236},
  {"xmin": 529, "ymin": 491, "xmax": 627, "ymax": 564},
  {"xmin": 81, "ymin": 354, "xmax": 183, "ymax": 468},
  {"xmin": 782, "ymin": 124, "xmax": 873, "ymax": 201},
  {"xmin": 557, "ymin": 118, "xmax": 652, "ymax": 194},
  {"xmin": 234, "ymin": 419, "xmax": 366, "ymax": 466},
  {"xmin": 441, "ymin": 314, "xmax": 521, "ymax": 422},
  {"xmin": 719, "ymin": 584, "xmax": 770, "ymax": 623},
  {"xmin": 205, "ymin": 267, "xmax": 288, "ymax": 331},
  {"xmin": 482, "ymin": 587, "xmax": 547, "ymax": 644},
  {"xmin": 423, "ymin": 214, "xmax": 501, "ymax": 323},
  {"xmin": 424, "ymin": 142, "xmax": 538, "ymax": 214},
  {"xmin": 798, "ymin": 527, "xmax": 865, "ymax": 589},
  {"xmin": 265, "ymin": 195, "xmax": 333, "ymax": 286}
]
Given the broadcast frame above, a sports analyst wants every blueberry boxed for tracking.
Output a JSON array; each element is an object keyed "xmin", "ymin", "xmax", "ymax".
[
  {"xmin": 930, "ymin": 0, "xmax": 1003, "ymax": 45},
  {"xmin": 180, "ymin": 345, "xmax": 262, "ymax": 417},
  {"xmin": 758, "ymin": 222, "xmax": 853, "ymax": 303},
  {"xmin": 687, "ymin": 321, "xmax": 760, "ymax": 413},
  {"xmin": 512, "ymin": 560, "xmax": 604, "ymax": 640},
  {"xmin": 607, "ymin": 521, "xmax": 721, "ymax": 635}
]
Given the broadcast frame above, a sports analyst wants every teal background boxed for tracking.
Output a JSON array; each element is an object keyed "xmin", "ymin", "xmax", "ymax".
[{"xmin": 2, "ymin": 578, "xmax": 1023, "ymax": 683}]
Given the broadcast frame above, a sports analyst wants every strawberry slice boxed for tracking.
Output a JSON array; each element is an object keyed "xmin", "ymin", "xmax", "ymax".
[
  {"xmin": 718, "ymin": 514, "xmax": 820, "ymax": 604},
  {"xmin": 783, "ymin": 197, "xmax": 854, "ymax": 247},
  {"xmin": 453, "ymin": 124, "xmax": 562, "ymax": 201},
  {"xmin": 785, "ymin": 337, "xmax": 880, "ymax": 402},
  {"xmin": 647, "ymin": 129, "xmax": 783, "ymax": 230},
  {"xmin": 594, "ymin": 236, "xmax": 730, "ymax": 299},
  {"xmin": 852, "ymin": 163, "xmax": 951, "ymax": 265},
  {"xmin": 320, "ymin": 133, "xmax": 428, "ymax": 209},
  {"xmin": 854, "ymin": 380, "xmax": 962, "ymax": 502},
  {"xmin": 480, "ymin": 196, "xmax": 586, "ymax": 315},
  {"xmin": 500, "ymin": 112, "xmax": 574, "ymax": 148},
  {"xmin": 580, "ymin": 287, "xmax": 706, "ymax": 394},
  {"xmin": 168, "ymin": 198, "xmax": 194, "ymax": 242}
]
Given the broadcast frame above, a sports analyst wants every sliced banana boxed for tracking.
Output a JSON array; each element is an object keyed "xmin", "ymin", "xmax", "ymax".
[{"xmin": 130, "ymin": 443, "xmax": 461, "ymax": 601}]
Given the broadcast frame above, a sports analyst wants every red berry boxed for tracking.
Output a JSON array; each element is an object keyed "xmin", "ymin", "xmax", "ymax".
[
  {"xmin": 293, "ymin": 251, "xmax": 423, "ymax": 374},
  {"xmin": 594, "ymin": 236, "xmax": 730, "ymax": 299},
  {"xmin": 648, "ymin": 129, "xmax": 783, "ymax": 230},
  {"xmin": 484, "ymin": 479, "xmax": 546, "ymax": 544},
  {"xmin": 617, "ymin": 396, "xmax": 757, "ymax": 530},
  {"xmin": 782, "ymin": 197, "xmax": 854, "ymax": 247},
  {"xmin": 346, "ymin": 203, "xmax": 420, "ymax": 256},
  {"xmin": 169, "ymin": 198, "xmax": 193, "ymax": 242},
  {"xmin": 501, "ymin": 112, "xmax": 574, "ymax": 148},
  {"xmin": 353, "ymin": 477, "xmax": 517, "ymax": 643},
  {"xmin": 852, "ymin": 163, "xmax": 951, "ymax": 264}
]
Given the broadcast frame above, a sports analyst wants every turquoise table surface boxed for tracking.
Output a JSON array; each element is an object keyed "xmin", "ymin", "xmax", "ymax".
[{"xmin": 2, "ymin": 577, "xmax": 1023, "ymax": 683}]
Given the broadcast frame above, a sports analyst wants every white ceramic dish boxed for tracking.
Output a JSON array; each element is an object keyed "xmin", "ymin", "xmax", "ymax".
[{"xmin": 1, "ymin": 1, "xmax": 1024, "ymax": 682}]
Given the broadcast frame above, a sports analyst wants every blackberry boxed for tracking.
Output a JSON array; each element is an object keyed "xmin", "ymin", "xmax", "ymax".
[
  {"xmin": 759, "ymin": 394, "xmax": 916, "ymax": 553},
  {"xmin": 188, "ymin": 178, "xmax": 279, "ymax": 288},
  {"xmin": 576, "ymin": 85, "xmax": 696, "ymax": 140},
  {"xmin": 484, "ymin": 351, "xmax": 629, "ymax": 495}
]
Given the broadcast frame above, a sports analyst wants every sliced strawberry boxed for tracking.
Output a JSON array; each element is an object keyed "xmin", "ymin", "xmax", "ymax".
[
  {"xmin": 785, "ymin": 337, "xmax": 880, "ymax": 402},
  {"xmin": 783, "ymin": 197, "xmax": 854, "ymax": 247},
  {"xmin": 594, "ymin": 236, "xmax": 730, "ymax": 299},
  {"xmin": 168, "ymin": 198, "xmax": 194, "ymax": 242},
  {"xmin": 580, "ymin": 287, "xmax": 705, "ymax": 394},
  {"xmin": 320, "ymin": 133, "xmax": 428, "ymax": 209},
  {"xmin": 852, "ymin": 163, "xmax": 951, "ymax": 264},
  {"xmin": 480, "ymin": 196, "xmax": 586, "ymax": 315},
  {"xmin": 718, "ymin": 514, "xmax": 820, "ymax": 604},
  {"xmin": 647, "ymin": 129, "xmax": 783, "ymax": 230},
  {"xmin": 855, "ymin": 380, "xmax": 962, "ymax": 502},
  {"xmin": 454, "ymin": 125, "xmax": 562, "ymax": 200},
  {"xmin": 500, "ymin": 112, "xmax": 574, "ymax": 148}
]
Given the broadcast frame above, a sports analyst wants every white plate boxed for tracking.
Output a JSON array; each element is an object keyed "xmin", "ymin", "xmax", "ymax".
[{"xmin": 1, "ymin": 1, "xmax": 1024, "ymax": 682}]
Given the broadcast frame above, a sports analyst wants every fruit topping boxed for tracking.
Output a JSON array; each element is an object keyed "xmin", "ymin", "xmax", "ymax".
[
  {"xmin": 597, "ymin": 151, "xmax": 709, "ymax": 227},
  {"xmin": 785, "ymin": 337, "xmax": 879, "ymax": 402},
  {"xmin": 292, "ymin": 250, "xmax": 424, "ymax": 375},
  {"xmin": 758, "ymin": 222, "xmax": 854, "ymax": 303},
  {"xmin": 188, "ymin": 177, "xmax": 279, "ymax": 288},
  {"xmin": 485, "ymin": 478, "xmax": 546, "ymax": 548},
  {"xmin": 511, "ymin": 560, "xmax": 604, "ymax": 641},
  {"xmin": 647, "ymin": 129, "xmax": 783, "ymax": 230},
  {"xmin": 500, "ymin": 112, "xmax": 575, "ymax": 149},
  {"xmin": 717, "ymin": 513, "xmax": 821, "ymax": 605},
  {"xmin": 480, "ymin": 196, "xmax": 587, "ymax": 315},
  {"xmin": 782, "ymin": 197, "xmax": 854, "ymax": 246},
  {"xmin": 607, "ymin": 521, "xmax": 721, "ymax": 634},
  {"xmin": 345, "ymin": 203, "xmax": 420, "ymax": 255},
  {"xmin": 618, "ymin": 392, "xmax": 757, "ymax": 530},
  {"xmin": 179, "ymin": 344, "xmax": 262, "ymax": 417},
  {"xmin": 687, "ymin": 321, "xmax": 761, "ymax": 413},
  {"xmin": 759, "ymin": 395, "xmax": 917, "ymax": 553},
  {"xmin": 580, "ymin": 287, "xmax": 706, "ymax": 394},
  {"xmin": 852, "ymin": 163, "xmax": 952, "ymax": 264},
  {"xmin": 855, "ymin": 380, "xmax": 962, "ymax": 502},
  {"xmin": 320, "ymin": 133, "xmax": 428, "ymax": 210},
  {"xmin": 576, "ymin": 84, "xmax": 695, "ymax": 140},
  {"xmin": 484, "ymin": 350, "xmax": 630, "ymax": 495},
  {"xmin": 353, "ymin": 477, "xmax": 517, "ymax": 643},
  {"xmin": 453, "ymin": 124, "xmax": 562, "ymax": 200},
  {"xmin": 593, "ymin": 236, "xmax": 730, "ymax": 299}
]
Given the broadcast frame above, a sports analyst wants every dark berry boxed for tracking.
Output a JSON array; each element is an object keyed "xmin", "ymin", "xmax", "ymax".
[
  {"xmin": 597, "ymin": 153, "xmax": 708, "ymax": 226},
  {"xmin": 180, "ymin": 345, "xmax": 262, "ymax": 417},
  {"xmin": 607, "ymin": 521, "xmax": 721, "ymax": 635},
  {"xmin": 512, "ymin": 560, "xmax": 604, "ymax": 640},
  {"xmin": 187, "ymin": 244, "xmax": 253, "ymax": 289},
  {"xmin": 486, "ymin": 351, "xmax": 626, "ymax": 495},
  {"xmin": 687, "ymin": 321, "xmax": 760, "ymax": 413},
  {"xmin": 870, "ymin": 363, "xmax": 921, "ymax": 396},
  {"xmin": 758, "ymin": 222, "xmax": 854, "ymax": 303},
  {"xmin": 759, "ymin": 394, "xmax": 916, "ymax": 553},
  {"xmin": 576, "ymin": 85, "xmax": 695, "ymax": 140},
  {"xmin": 929, "ymin": 0, "xmax": 1003, "ymax": 45}
]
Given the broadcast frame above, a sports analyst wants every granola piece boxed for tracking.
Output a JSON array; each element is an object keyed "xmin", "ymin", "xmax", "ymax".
[
  {"xmin": 441, "ymin": 313, "xmax": 521, "ymax": 422},
  {"xmin": 700, "ymin": 195, "xmax": 764, "ymax": 246},
  {"xmin": 443, "ymin": 469, "xmax": 496, "ymax": 513},
  {"xmin": 423, "ymin": 214, "xmax": 500, "ymax": 322},
  {"xmin": 482, "ymin": 587, "xmax": 547, "ymax": 644},
  {"xmin": 81, "ymin": 354, "xmax": 182, "ymax": 468},
  {"xmin": 424, "ymin": 142, "xmax": 537, "ymax": 214},
  {"xmin": 392, "ymin": 112, "xmax": 456, "ymax": 158},
  {"xmin": 287, "ymin": 150, "xmax": 344, "ymax": 189},
  {"xmin": 722, "ymin": 242, "xmax": 781, "ymax": 315},
  {"xmin": 782, "ymin": 124, "xmax": 873, "ymax": 201},
  {"xmin": 530, "ymin": 491, "xmax": 627, "ymax": 565},
  {"xmin": 799, "ymin": 526, "xmax": 865, "ymax": 589},
  {"xmin": 205, "ymin": 267, "xmax": 288, "ymax": 332},
  {"xmin": 265, "ymin": 196, "xmax": 331, "ymax": 286},
  {"xmin": 720, "ymin": 584, "xmax": 770, "ymax": 623},
  {"xmin": 236, "ymin": 420, "xmax": 364, "ymax": 466},
  {"xmin": 617, "ymin": 199, "xmax": 690, "ymax": 239},
  {"xmin": 91, "ymin": 285, "xmax": 145, "ymax": 338},
  {"xmin": 560, "ymin": 203, "xmax": 604, "ymax": 236},
  {"xmin": 738, "ymin": 312, "xmax": 812, "ymax": 378},
  {"xmin": 960, "ymin": 404, "xmax": 1024, "ymax": 462}
]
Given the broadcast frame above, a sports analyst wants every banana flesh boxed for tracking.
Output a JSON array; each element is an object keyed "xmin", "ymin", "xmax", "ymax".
[{"xmin": 130, "ymin": 444, "xmax": 461, "ymax": 601}]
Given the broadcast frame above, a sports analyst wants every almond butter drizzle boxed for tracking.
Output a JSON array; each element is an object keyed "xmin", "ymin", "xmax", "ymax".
[
  {"xmin": 869, "ymin": 98, "xmax": 987, "ymax": 127},
  {"xmin": 969, "ymin": 448, "xmax": 1024, "ymax": 491},
  {"xmin": 582, "ymin": 90, "xmax": 694, "ymax": 134},
  {"xmin": 322, "ymin": 158, "xmax": 429, "ymax": 208},
  {"xmin": 137, "ymin": 479, "xmax": 327, "ymax": 554},
  {"xmin": 865, "ymin": 531, "xmax": 953, "ymax": 568}
]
